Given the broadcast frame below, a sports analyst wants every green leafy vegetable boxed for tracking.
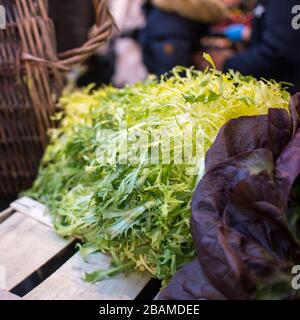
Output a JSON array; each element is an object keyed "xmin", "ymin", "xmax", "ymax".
[{"xmin": 27, "ymin": 67, "xmax": 289, "ymax": 286}]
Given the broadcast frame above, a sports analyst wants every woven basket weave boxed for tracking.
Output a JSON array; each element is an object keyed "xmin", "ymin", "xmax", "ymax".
[{"xmin": 0, "ymin": 0, "xmax": 113, "ymax": 198}]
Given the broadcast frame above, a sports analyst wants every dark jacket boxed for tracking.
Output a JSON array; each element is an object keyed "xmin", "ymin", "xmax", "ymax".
[
  {"xmin": 139, "ymin": 4, "xmax": 209, "ymax": 76},
  {"xmin": 224, "ymin": 0, "xmax": 300, "ymax": 94}
]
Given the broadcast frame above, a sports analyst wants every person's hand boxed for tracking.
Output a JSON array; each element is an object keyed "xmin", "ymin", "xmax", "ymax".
[{"xmin": 224, "ymin": 24, "xmax": 251, "ymax": 42}]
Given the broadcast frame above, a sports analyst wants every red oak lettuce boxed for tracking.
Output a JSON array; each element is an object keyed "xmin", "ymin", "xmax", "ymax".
[{"xmin": 159, "ymin": 94, "xmax": 300, "ymax": 300}]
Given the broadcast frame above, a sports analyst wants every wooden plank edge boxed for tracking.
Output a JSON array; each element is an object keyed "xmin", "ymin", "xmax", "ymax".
[
  {"xmin": 0, "ymin": 212, "xmax": 73, "ymax": 291},
  {"xmin": 10, "ymin": 197, "xmax": 53, "ymax": 228},
  {"xmin": 25, "ymin": 252, "xmax": 152, "ymax": 300}
]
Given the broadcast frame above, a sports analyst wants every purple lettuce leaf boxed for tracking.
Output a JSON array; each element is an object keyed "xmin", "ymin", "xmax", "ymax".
[{"xmin": 159, "ymin": 93, "xmax": 300, "ymax": 300}]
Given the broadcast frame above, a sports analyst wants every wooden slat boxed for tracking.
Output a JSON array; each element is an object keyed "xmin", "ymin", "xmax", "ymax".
[
  {"xmin": 3, "ymin": 198, "xmax": 152, "ymax": 300},
  {"xmin": 0, "ymin": 212, "xmax": 71, "ymax": 290},
  {"xmin": 25, "ymin": 252, "xmax": 151, "ymax": 300},
  {"xmin": 10, "ymin": 197, "xmax": 52, "ymax": 228},
  {"xmin": 0, "ymin": 289, "xmax": 21, "ymax": 300}
]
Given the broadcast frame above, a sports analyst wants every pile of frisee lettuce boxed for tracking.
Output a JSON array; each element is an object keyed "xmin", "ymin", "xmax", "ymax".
[{"xmin": 27, "ymin": 64, "xmax": 290, "ymax": 286}]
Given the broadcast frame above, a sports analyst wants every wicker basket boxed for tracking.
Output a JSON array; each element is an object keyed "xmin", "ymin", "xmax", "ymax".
[{"xmin": 0, "ymin": 0, "xmax": 113, "ymax": 198}]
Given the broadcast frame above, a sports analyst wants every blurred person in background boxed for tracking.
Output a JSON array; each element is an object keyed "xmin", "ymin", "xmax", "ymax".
[
  {"xmin": 109, "ymin": 0, "xmax": 148, "ymax": 87},
  {"xmin": 223, "ymin": 0, "xmax": 252, "ymax": 43},
  {"xmin": 139, "ymin": 0, "xmax": 231, "ymax": 77},
  {"xmin": 198, "ymin": 0, "xmax": 251, "ymax": 70},
  {"xmin": 223, "ymin": 0, "xmax": 300, "ymax": 94}
]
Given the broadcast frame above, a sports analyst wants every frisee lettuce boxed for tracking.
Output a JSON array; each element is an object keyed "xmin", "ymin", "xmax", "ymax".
[{"xmin": 27, "ymin": 67, "xmax": 289, "ymax": 286}]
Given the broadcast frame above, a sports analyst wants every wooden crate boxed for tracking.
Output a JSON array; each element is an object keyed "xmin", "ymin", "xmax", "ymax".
[{"xmin": 0, "ymin": 197, "xmax": 153, "ymax": 300}]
